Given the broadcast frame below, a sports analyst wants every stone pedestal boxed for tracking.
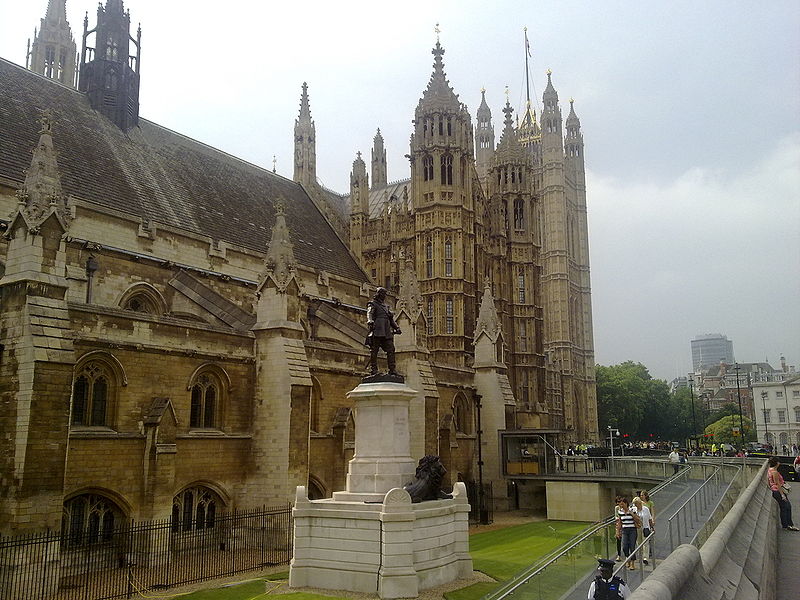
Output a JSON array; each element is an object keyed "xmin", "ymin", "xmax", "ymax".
[
  {"xmin": 289, "ymin": 381, "xmax": 473, "ymax": 598},
  {"xmin": 332, "ymin": 382, "xmax": 417, "ymax": 503}
]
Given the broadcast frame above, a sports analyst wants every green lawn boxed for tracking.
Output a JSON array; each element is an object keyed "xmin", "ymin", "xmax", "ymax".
[
  {"xmin": 169, "ymin": 520, "xmax": 593, "ymax": 600},
  {"xmin": 447, "ymin": 520, "xmax": 591, "ymax": 600}
]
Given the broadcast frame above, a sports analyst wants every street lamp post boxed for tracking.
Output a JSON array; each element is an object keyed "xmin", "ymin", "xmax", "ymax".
[
  {"xmin": 688, "ymin": 375, "xmax": 697, "ymax": 445},
  {"xmin": 608, "ymin": 427, "xmax": 619, "ymax": 472},
  {"xmin": 734, "ymin": 363, "xmax": 745, "ymax": 448},
  {"xmin": 761, "ymin": 390, "xmax": 769, "ymax": 447}
]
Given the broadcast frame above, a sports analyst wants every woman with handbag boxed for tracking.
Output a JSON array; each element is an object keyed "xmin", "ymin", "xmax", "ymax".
[{"xmin": 768, "ymin": 457, "xmax": 798, "ymax": 531}]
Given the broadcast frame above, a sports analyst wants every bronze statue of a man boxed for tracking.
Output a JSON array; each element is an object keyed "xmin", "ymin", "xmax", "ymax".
[{"xmin": 366, "ymin": 287, "xmax": 401, "ymax": 376}]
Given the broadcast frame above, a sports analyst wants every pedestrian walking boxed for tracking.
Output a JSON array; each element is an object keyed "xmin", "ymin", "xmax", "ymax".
[
  {"xmin": 632, "ymin": 497, "xmax": 654, "ymax": 566},
  {"xmin": 616, "ymin": 498, "xmax": 641, "ymax": 569}
]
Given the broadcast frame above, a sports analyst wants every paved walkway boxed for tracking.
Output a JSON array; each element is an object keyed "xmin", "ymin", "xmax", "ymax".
[
  {"xmin": 561, "ymin": 476, "xmax": 724, "ymax": 600},
  {"xmin": 776, "ymin": 522, "xmax": 800, "ymax": 600}
]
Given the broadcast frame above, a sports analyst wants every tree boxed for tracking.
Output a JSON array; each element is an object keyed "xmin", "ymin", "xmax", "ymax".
[
  {"xmin": 707, "ymin": 403, "xmax": 739, "ymax": 425},
  {"xmin": 597, "ymin": 362, "xmax": 698, "ymax": 442},
  {"xmin": 704, "ymin": 414, "xmax": 755, "ymax": 446},
  {"xmin": 596, "ymin": 362, "xmax": 653, "ymax": 438}
]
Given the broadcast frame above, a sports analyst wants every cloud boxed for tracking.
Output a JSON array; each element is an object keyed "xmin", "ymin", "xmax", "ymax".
[{"xmin": 588, "ymin": 133, "xmax": 800, "ymax": 379}]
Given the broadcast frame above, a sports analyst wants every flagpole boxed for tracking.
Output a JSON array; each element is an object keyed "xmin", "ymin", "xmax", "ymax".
[{"xmin": 524, "ymin": 27, "xmax": 531, "ymax": 105}]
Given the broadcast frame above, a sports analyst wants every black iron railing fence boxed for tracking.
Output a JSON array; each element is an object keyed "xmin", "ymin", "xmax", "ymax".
[{"xmin": 0, "ymin": 504, "xmax": 292, "ymax": 600}]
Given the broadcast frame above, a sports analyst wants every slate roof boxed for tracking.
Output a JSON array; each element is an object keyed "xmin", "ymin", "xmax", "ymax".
[
  {"xmin": 0, "ymin": 58, "xmax": 367, "ymax": 283},
  {"xmin": 341, "ymin": 178, "xmax": 412, "ymax": 219}
]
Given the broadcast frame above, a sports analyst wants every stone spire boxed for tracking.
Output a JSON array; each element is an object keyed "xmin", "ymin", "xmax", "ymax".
[
  {"xmin": 28, "ymin": 0, "xmax": 77, "ymax": 87},
  {"xmin": 350, "ymin": 151, "xmax": 369, "ymax": 214},
  {"xmin": 263, "ymin": 202, "xmax": 297, "ymax": 291},
  {"xmin": 293, "ymin": 82, "xmax": 316, "ymax": 186},
  {"xmin": 565, "ymin": 98, "xmax": 584, "ymax": 165},
  {"xmin": 46, "ymin": 0, "xmax": 68, "ymax": 21},
  {"xmin": 474, "ymin": 278, "xmax": 502, "ymax": 343},
  {"xmin": 16, "ymin": 109, "xmax": 70, "ymax": 227},
  {"xmin": 494, "ymin": 100, "xmax": 524, "ymax": 159},
  {"xmin": 417, "ymin": 41, "xmax": 461, "ymax": 112},
  {"xmin": 475, "ymin": 89, "xmax": 495, "ymax": 182},
  {"xmin": 371, "ymin": 128, "xmax": 387, "ymax": 189},
  {"xmin": 541, "ymin": 69, "xmax": 563, "ymax": 153}
]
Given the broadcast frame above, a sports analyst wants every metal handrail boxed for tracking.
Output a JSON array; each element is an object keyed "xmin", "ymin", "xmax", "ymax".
[
  {"xmin": 665, "ymin": 462, "xmax": 741, "ymax": 552},
  {"xmin": 688, "ymin": 463, "xmax": 745, "ymax": 547},
  {"xmin": 483, "ymin": 459, "xmax": 696, "ymax": 600}
]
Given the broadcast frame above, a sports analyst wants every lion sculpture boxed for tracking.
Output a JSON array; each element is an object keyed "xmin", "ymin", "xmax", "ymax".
[{"xmin": 403, "ymin": 455, "xmax": 453, "ymax": 503}]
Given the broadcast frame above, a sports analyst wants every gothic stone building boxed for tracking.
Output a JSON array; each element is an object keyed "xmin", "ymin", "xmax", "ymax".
[{"xmin": 0, "ymin": 0, "xmax": 597, "ymax": 541}]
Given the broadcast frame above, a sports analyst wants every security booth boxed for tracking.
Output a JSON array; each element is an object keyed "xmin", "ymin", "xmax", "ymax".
[{"xmin": 500, "ymin": 430, "xmax": 563, "ymax": 477}]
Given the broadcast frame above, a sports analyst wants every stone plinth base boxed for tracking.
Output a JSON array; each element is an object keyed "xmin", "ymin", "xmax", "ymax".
[
  {"xmin": 289, "ymin": 484, "xmax": 473, "ymax": 599},
  {"xmin": 333, "ymin": 382, "xmax": 417, "ymax": 501}
]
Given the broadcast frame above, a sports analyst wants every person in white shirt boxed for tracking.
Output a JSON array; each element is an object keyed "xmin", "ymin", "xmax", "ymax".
[
  {"xmin": 668, "ymin": 449, "xmax": 680, "ymax": 474},
  {"xmin": 632, "ymin": 496, "xmax": 654, "ymax": 565},
  {"xmin": 587, "ymin": 558, "xmax": 631, "ymax": 599}
]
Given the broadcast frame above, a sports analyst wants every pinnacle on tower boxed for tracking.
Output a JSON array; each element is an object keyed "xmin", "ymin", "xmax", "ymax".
[
  {"xmin": 45, "ymin": 0, "xmax": 68, "ymax": 22},
  {"xmin": 15, "ymin": 109, "xmax": 70, "ymax": 226},
  {"xmin": 293, "ymin": 82, "xmax": 317, "ymax": 185},
  {"xmin": 371, "ymin": 128, "xmax": 387, "ymax": 189},
  {"xmin": 28, "ymin": 0, "xmax": 77, "ymax": 87},
  {"xmin": 263, "ymin": 202, "xmax": 297, "ymax": 291},
  {"xmin": 298, "ymin": 82, "xmax": 312, "ymax": 121},
  {"xmin": 475, "ymin": 88, "xmax": 496, "ymax": 181},
  {"xmin": 78, "ymin": 0, "xmax": 140, "ymax": 130},
  {"xmin": 477, "ymin": 88, "xmax": 491, "ymax": 120},
  {"xmin": 418, "ymin": 40, "xmax": 460, "ymax": 111},
  {"xmin": 541, "ymin": 69, "xmax": 562, "ymax": 143}
]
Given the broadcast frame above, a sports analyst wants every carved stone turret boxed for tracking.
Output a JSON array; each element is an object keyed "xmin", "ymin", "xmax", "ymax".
[
  {"xmin": 79, "ymin": 0, "xmax": 141, "ymax": 131},
  {"xmin": 28, "ymin": 0, "xmax": 77, "ymax": 87}
]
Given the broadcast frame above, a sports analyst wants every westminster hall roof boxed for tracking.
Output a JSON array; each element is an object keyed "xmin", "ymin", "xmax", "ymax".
[{"xmin": 0, "ymin": 58, "xmax": 368, "ymax": 283}]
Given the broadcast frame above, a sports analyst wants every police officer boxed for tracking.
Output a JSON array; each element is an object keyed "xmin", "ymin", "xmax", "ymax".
[
  {"xmin": 587, "ymin": 558, "xmax": 631, "ymax": 599},
  {"xmin": 366, "ymin": 287, "xmax": 401, "ymax": 376}
]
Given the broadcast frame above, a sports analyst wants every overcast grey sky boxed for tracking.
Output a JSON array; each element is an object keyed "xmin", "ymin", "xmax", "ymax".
[{"xmin": 1, "ymin": 0, "xmax": 798, "ymax": 381}]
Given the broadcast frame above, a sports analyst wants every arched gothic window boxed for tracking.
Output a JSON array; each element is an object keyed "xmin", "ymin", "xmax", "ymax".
[
  {"xmin": 72, "ymin": 361, "xmax": 114, "ymax": 427},
  {"xmin": 62, "ymin": 493, "xmax": 125, "ymax": 548},
  {"xmin": 119, "ymin": 283, "xmax": 167, "ymax": 316},
  {"xmin": 453, "ymin": 394, "xmax": 472, "ymax": 434},
  {"xmin": 513, "ymin": 198, "xmax": 525, "ymax": 230},
  {"xmin": 190, "ymin": 374, "xmax": 220, "ymax": 429},
  {"xmin": 422, "ymin": 155, "xmax": 434, "ymax": 182},
  {"xmin": 425, "ymin": 241, "xmax": 433, "ymax": 278},
  {"xmin": 444, "ymin": 240, "xmax": 453, "ymax": 277},
  {"xmin": 172, "ymin": 485, "xmax": 221, "ymax": 532},
  {"xmin": 105, "ymin": 35, "xmax": 119, "ymax": 60},
  {"xmin": 44, "ymin": 46, "xmax": 55, "ymax": 77},
  {"xmin": 445, "ymin": 297, "xmax": 454, "ymax": 334},
  {"xmin": 441, "ymin": 154, "xmax": 453, "ymax": 185}
]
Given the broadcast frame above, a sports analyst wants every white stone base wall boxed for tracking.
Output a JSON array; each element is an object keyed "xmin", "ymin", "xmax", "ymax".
[{"xmin": 290, "ymin": 483, "xmax": 473, "ymax": 599}]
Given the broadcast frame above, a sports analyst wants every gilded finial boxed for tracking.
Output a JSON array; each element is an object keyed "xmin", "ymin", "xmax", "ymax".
[
  {"xmin": 504, "ymin": 85, "xmax": 510, "ymax": 99},
  {"xmin": 272, "ymin": 155, "xmax": 276, "ymax": 173},
  {"xmin": 435, "ymin": 22, "xmax": 440, "ymax": 42},
  {"xmin": 480, "ymin": 86, "xmax": 485, "ymax": 94},
  {"xmin": 547, "ymin": 68, "xmax": 552, "ymax": 75},
  {"xmin": 570, "ymin": 97, "xmax": 574, "ymax": 104}
]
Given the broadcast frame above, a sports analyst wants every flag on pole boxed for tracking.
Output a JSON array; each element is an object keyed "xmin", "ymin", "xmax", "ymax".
[{"xmin": 525, "ymin": 28, "xmax": 532, "ymax": 57}]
